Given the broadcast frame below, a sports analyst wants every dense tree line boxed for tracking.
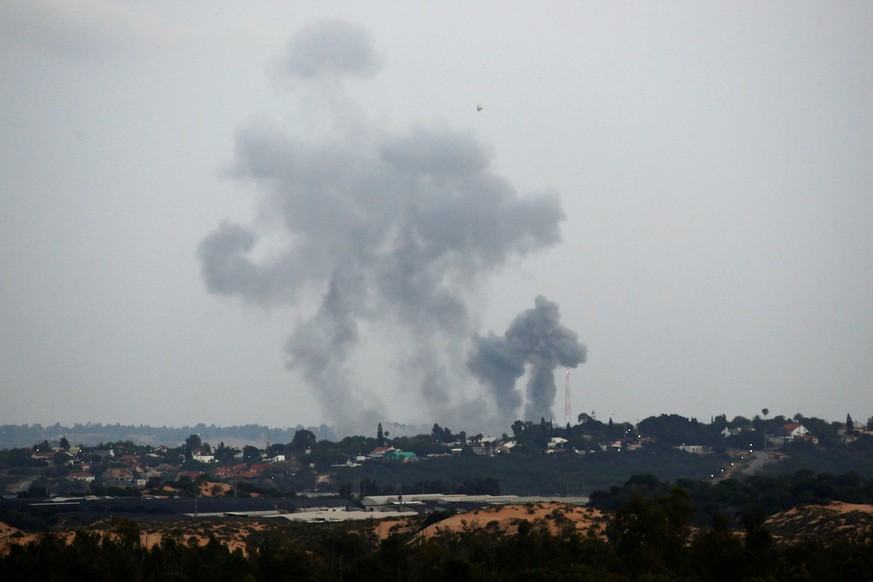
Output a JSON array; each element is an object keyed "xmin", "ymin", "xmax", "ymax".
[
  {"xmin": 2, "ymin": 507, "xmax": 871, "ymax": 581},
  {"xmin": 336, "ymin": 445, "xmax": 721, "ymax": 497},
  {"xmin": 590, "ymin": 469, "xmax": 873, "ymax": 526},
  {"xmin": 0, "ymin": 423, "xmax": 335, "ymax": 450},
  {"xmin": 774, "ymin": 435, "xmax": 873, "ymax": 475}
]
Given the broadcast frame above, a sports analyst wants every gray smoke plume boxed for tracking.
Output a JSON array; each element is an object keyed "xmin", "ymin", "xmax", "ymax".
[
  {"xmin": 468, "ymin": 296, "xmax": 587, "ymax": 427},
  {"xmin": 278, "ymin": 19, "xmax": 383, "ymax": 80},
  {"xmin": 198, "ymin": 20, "xmax": 567, "ymax": 435}
]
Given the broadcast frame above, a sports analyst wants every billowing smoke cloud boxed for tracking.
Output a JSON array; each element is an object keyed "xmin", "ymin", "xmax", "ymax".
[
  {"xmin": 198, "ymin": 20, "xmax": 568, "ymax": 434},
  {"xmin": 278, "ymin": 19, "xmax": 383, "ymax": 80},
  {"xmin": 468, "ymin": 296, "xmax": 587, "ymax": 427}
]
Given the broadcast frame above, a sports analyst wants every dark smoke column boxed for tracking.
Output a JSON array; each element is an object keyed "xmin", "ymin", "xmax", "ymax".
[
  {"xmin": 468, "ymin": 296, "xmax": 586, "ymax": 427},
  {"xmin": 196, "ymin": 20, "xmax": 568, "ymax": 435}
]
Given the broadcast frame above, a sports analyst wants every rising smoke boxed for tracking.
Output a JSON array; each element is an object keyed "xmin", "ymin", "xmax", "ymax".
[
  {"xmin": 468, "ymin": 296, "xmax": 587, "ymax": 428},
  {"xmin": 198, "ymin": 20, "xmax": 575, "ymax": 434}
]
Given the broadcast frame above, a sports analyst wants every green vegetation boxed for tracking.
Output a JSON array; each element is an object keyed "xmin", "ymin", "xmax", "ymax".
[
  {"xmin": 2, "ymin": 413, "xmax": 871, "ymax": 502},
  {"xmin": 2, "ymin": 505, "xmax": 871, "ymax": 581},
  {"xmin": 770, "ymin": 435, "xmax": 873, "ymax": 475},
  {"xmin": 589, "ymin": 469, "xmax": 873, "ymax": 526},
  {"xmin": 338, "ymin": 445, "xmax": 722, "ymax": 496}
]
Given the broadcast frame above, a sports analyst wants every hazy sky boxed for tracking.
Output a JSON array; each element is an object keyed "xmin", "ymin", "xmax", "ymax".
[{"xmin": 2, "ymin": 2, "xmax": 871, "ymax": 436}]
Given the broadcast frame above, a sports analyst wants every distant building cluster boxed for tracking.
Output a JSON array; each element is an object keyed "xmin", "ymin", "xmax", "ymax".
[{"xmin": 2, "ymin": 413, "xmax": 869, "ymax": 500}]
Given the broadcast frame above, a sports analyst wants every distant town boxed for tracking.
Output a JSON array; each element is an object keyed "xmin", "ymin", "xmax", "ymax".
[
  {"xmin": 3, "ymin": 411, "xmax": 873, "ymax": 580},
  {"xmin": 2, "ymin": 411, "xmax": 869, "ymax": 502}
]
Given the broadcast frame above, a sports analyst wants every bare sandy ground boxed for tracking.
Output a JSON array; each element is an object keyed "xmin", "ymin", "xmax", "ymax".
[
  {"xmin": 4, "ymin": 500, "xmax": 870, "ymax": 556},
  {"xmin": 371, "ymin": 502, "xmax": 609, "ymax": 542},
  {"xmin": 199, "ymin": 481, "xmax": 232, "ymax": 496},
  {"xmin": 765, "ymin": 501, "xmax": 873, "ymax": 543},
  {"xmin": 0, "ymin": 518, "xmax": 268, "ymax": 556},
  {"xmin": 422, "ymin": 503, "xmax": 607, "ymax": 538}
]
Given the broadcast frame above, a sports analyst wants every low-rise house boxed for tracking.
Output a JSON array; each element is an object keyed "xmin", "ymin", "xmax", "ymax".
[
  {"xmin": 368, "ymin": 446, "xmax": 395, "ymax": 459},
  {"xmin": 31, "ymin": 451, "xmax": 56, "ymax": 462},
  {"xmin": 548, "ymin": 437, "xmax": 569, "ymax": 449},
  {"xmin": 493, "ymin": 440, "xmax": 516, "ymax": 454},
  {"xmin": 784, "ymin": 424, "xmax": 810, "ymax": 439},
  {"xmin": 383, "ymin": 451, "xmax": 417, "ymax": 462},
  {"xmin": 215, "ymin": 463, "xmax": 248, "ymax": 478},
  {"xmin": 177, "ymin": 470, "xmax": 203, "ymax": 481},
  {"xmin": 217, "ymin": 463, "xmax": 269, "ymax": 479},
  {"xmin": 192, "ymin": 452, "xmax": 215, "ymax": 463},
  {"xmin": 676, "ymin": 444, "xmax": 713, "ymax": 454},
  {"xmin": 768, "ymin": 423, "xmax": 816, "ymax": 446},
  {"xmin": 106, "ymin": 467, "xmax": 135, "ymax": 480},
  {"xmin": 69, "ymin": 472, "xmax": 95, "ymax": 483},
  {"xmin": 103, "ymin": 467, "xmax": 136, "ymax": 487}
]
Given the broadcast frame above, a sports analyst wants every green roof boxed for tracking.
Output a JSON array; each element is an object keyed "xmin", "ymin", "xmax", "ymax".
[{"xmin": 383, "ymin": 451, "xmax": 416, "ymax": 460}]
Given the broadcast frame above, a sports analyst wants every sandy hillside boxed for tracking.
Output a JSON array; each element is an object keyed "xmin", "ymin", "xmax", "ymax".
[
  {"xmin": 198, "ymin": 481, "xmax": 232, "ymax": 496},
  {"xmin": 412, "ymin": 502, "xmax": 608, "ymax": 540},
  {"xmin": 0, "ymin": 526, "xmax": 76, "ymax": 554},
  {"xmin": 0, "ymin": 519, "xmax": 270, "ymax": 556},
  {"xmin": 766, "ymin": 501, "xmax": 873, "ymax": 543}
]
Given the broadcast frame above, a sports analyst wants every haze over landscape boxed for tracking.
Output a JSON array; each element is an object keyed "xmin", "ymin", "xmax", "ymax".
[{"xmin": 2, "ymin": 2, "xmax": 872, "ymax": 436}]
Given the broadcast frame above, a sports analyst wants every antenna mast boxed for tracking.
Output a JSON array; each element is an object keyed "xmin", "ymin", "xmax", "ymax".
[{"xmin": 563, "ymin": 370, "xmax": 571, "ymax": 426}]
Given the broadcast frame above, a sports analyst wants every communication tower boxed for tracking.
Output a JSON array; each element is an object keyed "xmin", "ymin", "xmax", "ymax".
[{"xmin": 563, "ymin": 370, "xmax": 572, "ymax": 426}]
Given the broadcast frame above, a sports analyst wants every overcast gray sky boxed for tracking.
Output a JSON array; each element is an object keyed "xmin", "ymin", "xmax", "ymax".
[{"xmin": 2, "ymin": 1, "xmax": 871, "ymax": 436}]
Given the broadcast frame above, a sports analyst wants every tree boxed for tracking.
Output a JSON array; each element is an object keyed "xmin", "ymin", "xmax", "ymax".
[
  {"xmin": 266, "ymin": 442, "xmax": 287, "ymax": 458},
  {"xmin": 730, "ymin": 415, "xmax": 752, "ymax": 429},
  {"xmin": 59, "ymin": 436, "xmax": 70, "ymax": 450},
  {"xmin": 184, "ymin": 434, "xmax": 202, "ymax": 462},
  {"xmin": 242, "ymin": 445, "xmax": 260, "ymax": 463},
  {"xmin": 185, "ymin": 434, "xmax": 202, "ymax": 450},
  {"xmin": 214, "ymin": 441, "xmax": 238, "ymax": 463},
  {"xmin": 742, "ymin": 507, "xmax": 773, "ymax": 576},
  {"xmin": 291, "ymin": 429, "xmax": 316, "ymax": 452},
  {"xmin": 846, "ymin": 414, "xmax": 854, "ymax": 434},
  {"xmin": 690, "ymin": 514, "xmax": 748, "ymax": 581},
  {"xmin": 377, "ymin": 423, "xmax": 385, "ymax": 447},
  {"xmin": 360, "ymin": 478, "xmax": 380, "ymax": 496},
  {"xmin": 430, "ymin": 424, "xmax": 453, "ymax": 443},
  {"xmin": 606, "ymin": 487, "xmax": 692, "ymax": 576}
]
